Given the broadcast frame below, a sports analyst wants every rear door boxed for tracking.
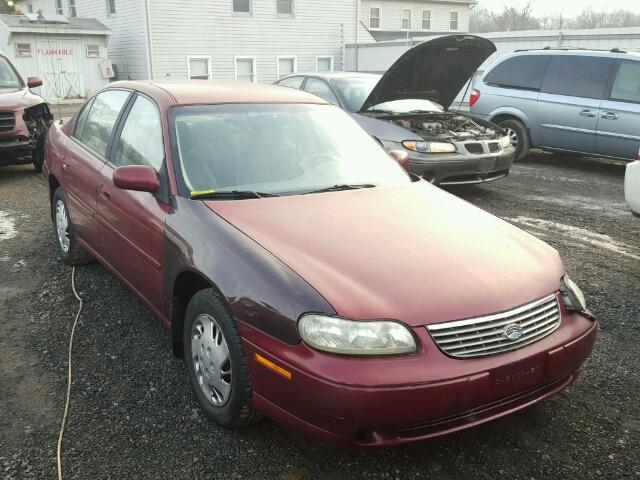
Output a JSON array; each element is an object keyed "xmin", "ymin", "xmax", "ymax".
[
  {"xmin": 596, "ymin": 59, "xmax": 640, "ymax": 160},
  {"xmin": 96, "ymin": 93, "xmax": 169, "ymax": 310},
  {"xmin": 537, "ymin": 54, "xmax": 614, "ymax": 154},
  {"xmin": 62, "ymin": 89, "xmax": 131, "ymax": 248}
]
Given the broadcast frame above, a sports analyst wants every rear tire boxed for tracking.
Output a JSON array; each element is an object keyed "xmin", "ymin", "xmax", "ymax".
[
  {"xmin": 51, "ymin": 187, "xmax": 92, "ymax": 266},
  {"xmin": 183, "ymin": 288, "xmax": 259, "ymax": 428},
  {"xmin": 499, "ymin": 118, "xmax": 530, "ymax": 161}
]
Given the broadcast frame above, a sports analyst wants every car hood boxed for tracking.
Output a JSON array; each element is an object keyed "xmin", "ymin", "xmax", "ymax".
[
  {"xmin": 0, "ymin": 87, "xmax": 44, "ymax": 110},
  {"xmin": 360, "ymin": 35, "xmax": 496, "ymax": 112},
  {"xmin": 205, "ymin": 182, "xmax": 564, "ymax": 327}
]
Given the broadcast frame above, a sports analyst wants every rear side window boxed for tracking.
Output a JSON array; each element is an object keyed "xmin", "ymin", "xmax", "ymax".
[
  {"xmin": 278, "ymin": 76, "xmax": 304, "ymax": 89},
  {"xmin": 484, "ymin": 55, "xmax": 550, "ymax": 91},
  {"xmin": 304, "ymin": 78, "xmax": 339, "ymax": 105},
  {"xmin": 542, "ymin": 55, "xmax": 613, "ymax": 99},
  {"xmin": 76, "ymin": 90, "xmax": 131, "ymax": 157},
  {"xmin": 609, "ymin": 61, "xmax": 640, "ymax": 104},
  {"xmin": 114, "ymin": 95, "xmax": 164, "ymax": 170}
]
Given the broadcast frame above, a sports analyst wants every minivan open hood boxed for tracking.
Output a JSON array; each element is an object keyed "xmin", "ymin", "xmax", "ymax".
[{"xmin": 360, "ymin": 35, "xmax": 496, "ymax": 112}]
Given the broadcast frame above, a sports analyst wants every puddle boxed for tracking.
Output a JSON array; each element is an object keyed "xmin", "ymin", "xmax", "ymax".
[
  {"xmin": 0, "ymin": 210, "xmax": 17, "ymax": 242},
  {"xmin": 508, "ymin": 216, "xmax": 640, "ymax": 261}
]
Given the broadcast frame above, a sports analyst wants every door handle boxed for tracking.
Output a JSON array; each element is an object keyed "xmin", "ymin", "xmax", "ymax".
[
  {"xmin": 578, "ymin": 109, "xmax": 596, "ymax": 118},
  {"xmin": 601, "ymin": 111, "xmax": 619, "ymax": 120},
  {"xmin": 99, "ymin": 185, "xmax": 112, "ymax": 199}
]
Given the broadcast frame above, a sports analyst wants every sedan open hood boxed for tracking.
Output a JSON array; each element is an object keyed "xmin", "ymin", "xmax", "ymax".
[{"xmin": 360, "ymin": 35, "xmax": 496, "ymax": 112}]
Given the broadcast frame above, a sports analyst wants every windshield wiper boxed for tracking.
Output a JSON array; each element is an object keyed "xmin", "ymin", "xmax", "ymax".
[
  {"xmin": 190, "ymin": 190, "xmax": 279, "ymax": 200},
  {"xmin": 304, "ymin": 184, "xmax": 376, "ymax": 194}
]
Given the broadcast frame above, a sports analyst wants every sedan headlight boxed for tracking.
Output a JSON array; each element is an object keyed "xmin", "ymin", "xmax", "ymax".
[
  {"xmin": 298, "ymin": 314, "xmax": 417, "ymax": 356},
  {"xmin": 500, "ymin": 136, "xmax": 512, "ymax": 149},
  {"xmin": 402, "ymin": 140, "xmax": 456, "ymax": 154},
  {"xmin": 560, "ymin": 275, "xmax": 587, "ymax": 312}
]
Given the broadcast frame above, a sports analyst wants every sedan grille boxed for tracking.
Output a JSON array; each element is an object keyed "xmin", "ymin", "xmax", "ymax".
[
  {"xmin": 426, "ymin": 294, "xmax": 561, "ymax": 358},
  {"xmin": 0, "ymin": 111, "xmax": 15, "ymax": 132}
]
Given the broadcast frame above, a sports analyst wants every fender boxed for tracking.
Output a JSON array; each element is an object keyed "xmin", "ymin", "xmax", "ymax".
[{"xmin": 488, "ymin": 106, "xmax": 540, "ymax": 147}]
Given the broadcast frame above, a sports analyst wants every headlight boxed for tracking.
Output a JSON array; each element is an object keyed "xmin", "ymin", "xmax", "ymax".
[
  {"xmin": 402, "ymin": 140, "xmax": 456, "ymax": 154},
  {"xmin": 560, "ymin": 275, "xmax": 587, "ymax": 312},
  {"xmin": 500, "ymin": 136, "xmax": 512, "ymax": 149},
  {"xmin": 298, "ymin": 314, "xmax": 417, "ymax": 356}
]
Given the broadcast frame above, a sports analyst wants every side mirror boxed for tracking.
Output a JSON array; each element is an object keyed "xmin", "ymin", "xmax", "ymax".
[
  {"xmin": 27, "ymin": 77, "xmax": 43, "ymax": 88},
  {"xmin": 388, "ymin": 149, "xmax": 410, "ymax": 168},
  {"xmin": 113, "ymin": 165, "xmax": 159, "ymax": 193}
]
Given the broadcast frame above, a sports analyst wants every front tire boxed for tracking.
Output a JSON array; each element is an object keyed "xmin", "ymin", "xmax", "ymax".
[
  {"xmin": 52, "ymin": 187, "xmax": 92, "ymax": 265},
  {"xmin": 183, "ymin": 289, "xmax": 258, "ymax": 428},
  {"xmin": 499, "ymin": 118, "xmax": 530, "ymax": 161}
]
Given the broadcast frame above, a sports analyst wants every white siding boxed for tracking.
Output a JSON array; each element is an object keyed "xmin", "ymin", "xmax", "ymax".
[
  {"xmin": 18, "ymin": 0, "xmax": 149, "ymax": 79},
  {"xmin": 358, "ymin": 0, "xmax": 471, "ymax": 42},
  {"xmin": 148, "ymin": 0, "xmax": 357, "ymax": 83}
]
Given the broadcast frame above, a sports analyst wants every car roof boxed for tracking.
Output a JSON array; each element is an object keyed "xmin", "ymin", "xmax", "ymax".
[
  {"xmin": 510, "ymin": 47, "xmax": 638, "ymax": 58},
  {"xmin": 107, "ymin": 80, "xmax": 331, "ymax": 106}
]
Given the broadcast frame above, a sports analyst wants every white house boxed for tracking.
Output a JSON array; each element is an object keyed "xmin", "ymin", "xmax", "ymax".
[{"xmin": 16, "ymin": 0, "xmax": 475, "ymax": 84}]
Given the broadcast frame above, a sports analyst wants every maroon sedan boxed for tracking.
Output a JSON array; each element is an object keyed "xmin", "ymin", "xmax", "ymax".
[{"xmin": 43, "ymin": 80, "xmax": 596, "ymax": 446}]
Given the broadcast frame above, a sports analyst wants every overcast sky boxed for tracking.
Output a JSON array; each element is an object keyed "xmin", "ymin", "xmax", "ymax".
[{"xmin": 478, "ymin": 0, "xmax": 640, "ymax": 17}]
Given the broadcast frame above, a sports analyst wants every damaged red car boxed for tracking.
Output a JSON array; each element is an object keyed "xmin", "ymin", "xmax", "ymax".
[
  {"xmin": 43, "ymin": 80, "xmax": 596, "ymax": 446},
  {"xmin": 0, "ymin": 52, "xmax": 52, "ymax": 172}
]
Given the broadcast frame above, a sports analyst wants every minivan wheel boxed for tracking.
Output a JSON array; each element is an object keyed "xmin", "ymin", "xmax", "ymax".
[
  {"xmin": 499, "ymin": 119, "xmax": 530, "ymax": 161},
  {"xmin": 51, "ymin": 187, "xmax": 92, "ymax": 266},
  {"xmin": 183, "ymin": 289, "xmax": 259, "ymax": 428}
]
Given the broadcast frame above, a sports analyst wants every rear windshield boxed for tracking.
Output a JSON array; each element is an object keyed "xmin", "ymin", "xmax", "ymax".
[
  {"xmin": 332, "ymin": 77, "xmax": 381, "ymax": 112},
  {"xmin": 0, "ymin": 57, "xmax": 22, "ymax": 89},
  {"xmin": 484, "ymin": 55, "xmax": 550, "ymax": 91}
]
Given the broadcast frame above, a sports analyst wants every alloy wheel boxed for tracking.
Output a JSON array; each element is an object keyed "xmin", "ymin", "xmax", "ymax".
[
  {"xmin": 55, "ymin": 200, "xmax": 70, "ymax": 254},
  {"xmin": 191, "ymin": 314, "xmax": 232, "ymax": 406},
  {"xmin": 505, "ymin": 127, "xmax": 519, "ymax": 149}
]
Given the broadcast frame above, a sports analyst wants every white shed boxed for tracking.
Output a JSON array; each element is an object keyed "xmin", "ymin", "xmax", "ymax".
[{"xmin": 0, "ymin": 13, "xmax": 111, "ymax": 102}]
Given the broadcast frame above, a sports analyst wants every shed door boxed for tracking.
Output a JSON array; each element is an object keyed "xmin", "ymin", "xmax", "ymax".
[{"xmin": 36, "ymin": 38, "xmax": 84, "ymax": 100}]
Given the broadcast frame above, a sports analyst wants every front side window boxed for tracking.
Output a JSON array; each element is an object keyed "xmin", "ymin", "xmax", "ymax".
[
  {"xmin": 609, "ymin": 61, "xmax": 640, "ymax": 103},
  {"xmin": 114, "ymin": 96, "xmax": 164, "ymax": 170},
  {"xmin": 233, "ymin": 0, "xmax": 251, "ymax": 14},
  {"xmin": 304, "ymin": 78, "xmax": 339, "ymax": 105},
  {"xmin": 484, "ymin": 55, "xmax": 551, "ymax": 91},
  {"xmin": 316, "ymin": 56, "xmax": 333, "ymax": 72},
  {"xmin": 450, "ymin": 11, "xmax": 459, "ymax": 30},
  {"xmin": 0, "ymin": 57, "xmax": 23, "ymax": 88},
  {"xmin": 542, "ymin": 55, "xmax": 613, "ymax": 99},
  {"xmin": 402, "ymin": 9, "xmax": 411, "ymax": 30},
  {"xmin": 422, "ymin": 10, "xmax": 431, "ymax": 30},
  {"xmin": 235, "ymin": 57, "xmax": 256, "ymax": 83},
  {"xmin": 277, "ymin": 0, "xmax": 293, "ymax": 16},
  {"xmin": 188, "ymin": 57, "xmax": 211, "ymax": 80},
  {"xmin": 68, "ymin": 0, "xmax": 77, "ymax": 17},
  {"xmin": 106, "ymin": 0, "xmax": 116, "ymax": 16},
  {"xmin": 277, "ymin": 57, "xmax": 296, "ymax": 78},
  {"xmin": 55, "ymin": 0, "xmax": 63, "ymax": 14},
  {"xmin": 171, "ymin": 103, "xmax": 410, "ymax": 196},
  {"xmin": 369, "ymin": 7, "xmax": 380, "ymax": 29},
  {"xmin": 75, "ymin": 90, "xmax": 130, "ymax": 158},
  {"xmin": 277, "ymin": 76, "xmax": 304, "ymax": 89}
]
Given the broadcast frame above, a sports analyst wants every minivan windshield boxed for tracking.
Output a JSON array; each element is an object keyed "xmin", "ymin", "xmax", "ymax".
[
  {"xmin": 0, "ymin": 57, "xmax": 22, "ymax": 89},
  {"xmin": 171, "ymin": 103, "xmax": 410, "ymax": 198}
]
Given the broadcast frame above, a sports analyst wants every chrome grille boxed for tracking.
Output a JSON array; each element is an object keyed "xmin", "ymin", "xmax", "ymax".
[{"xmin": 427, "ymin": 294, "xmax": 561, "ymax": 358}]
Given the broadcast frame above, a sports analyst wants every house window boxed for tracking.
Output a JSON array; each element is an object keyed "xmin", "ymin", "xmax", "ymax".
[
  {"xmin": 422, "ymin": 10, "xmax": 431, "ymax": 30},
  {"xmin": 86, "ymin": 45, "xmax": 101, "ymax": 58},
  {"xmin": 277, "ymin": 56, "xmax": 297, "ymax": 78},
  {"xmin": 187, "ymin": 57, "xmax": 211, "ymax": 80},
  {"xmin": 369, "ymin": 7, "xmax": 380, "ymax": 29},
  {"xmin": 316, "ymin": 56, "xmax": 333, "ymax": 72},
  {"xmin": 27, "ymin": 4, "xmax": 34, "ymax": 13},
  {"xmin": 235, "ymin": 57, "xmax": 256, "ymax": 83},
  {"xmin": 277, "ymin": 0, "xmax": 293, "ymax": 16},
  {"xmin": 106, "ymin": 0, "xmax": 117, "ymax": 16},
  {"xmin": 16, "ymin": 43, "xmax": 32, "ymax": 57},
  {"xmin": 233, "ymin": 0, "xmax": 251, "ymax": 14},
  {"xmin": 450, "ymin": 11, "xmax": 459, "ymax": 31},
  {"xmin": 401, "ymin": 9, "xmax": 411, "ymax": 30},
  {"xmin": 68, "ymin": 0, "xmax": 77, "ymax": 17},
  {"xmin": 55, "ymin": 0, "xmax": 63, "ymax": 14}
]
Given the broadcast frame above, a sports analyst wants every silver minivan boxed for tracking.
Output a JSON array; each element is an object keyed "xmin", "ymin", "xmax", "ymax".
[{"xmin": 470, "ymin": 48, "xmax": 640, "ymax": 161}]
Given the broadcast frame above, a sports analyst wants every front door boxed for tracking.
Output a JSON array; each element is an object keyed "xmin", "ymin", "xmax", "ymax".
[
  {"xmin": 96, "ymin": 94, "xmax": 169, "ymax": 310},
  {"xmin": 596, "ymin": 60, "xmax": 640, "ymax": 160},
  {"xmin": 537, "ymin": 55, "xmax": 613, "ymax": 154},
  {"xmin": 36, "ymin": 38, "xmax": 84, "ymax": 100}
]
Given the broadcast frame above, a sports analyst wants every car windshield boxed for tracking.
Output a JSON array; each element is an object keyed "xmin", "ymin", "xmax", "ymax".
[
  {"xmin": 332, "ymin": 77, "xmax": 381, "ymax": 112},
  {"xmin": 171, "ymin": 103, "xmax": 410, "ymax": 198},
  {"xmin": 0, "ymin": 57, "xmax": 22, "ymax": 89}
]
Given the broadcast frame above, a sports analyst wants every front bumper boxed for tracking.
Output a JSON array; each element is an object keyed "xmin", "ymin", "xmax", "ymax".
[{"xmin": 240, "ymin": 308, "xmax": 596, "ymax": 447}]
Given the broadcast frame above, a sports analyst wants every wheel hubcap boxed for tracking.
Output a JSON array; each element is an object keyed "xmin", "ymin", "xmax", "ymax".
[
  {"xmin": 505, "ymin": 127, "xmax": 519, "ymax": 148},
  {"xmin": 55, "ymin": 200, "xmax": 70, "ymax": 253},
  {"xmin": 191, "ymin": 314, "xmax": 232, "ymax": 406}
]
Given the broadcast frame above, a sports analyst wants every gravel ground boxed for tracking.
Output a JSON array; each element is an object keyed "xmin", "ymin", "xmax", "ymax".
[{"xmin": 1, "ymin": 153, "xmax": 639, "ymax": 480}]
